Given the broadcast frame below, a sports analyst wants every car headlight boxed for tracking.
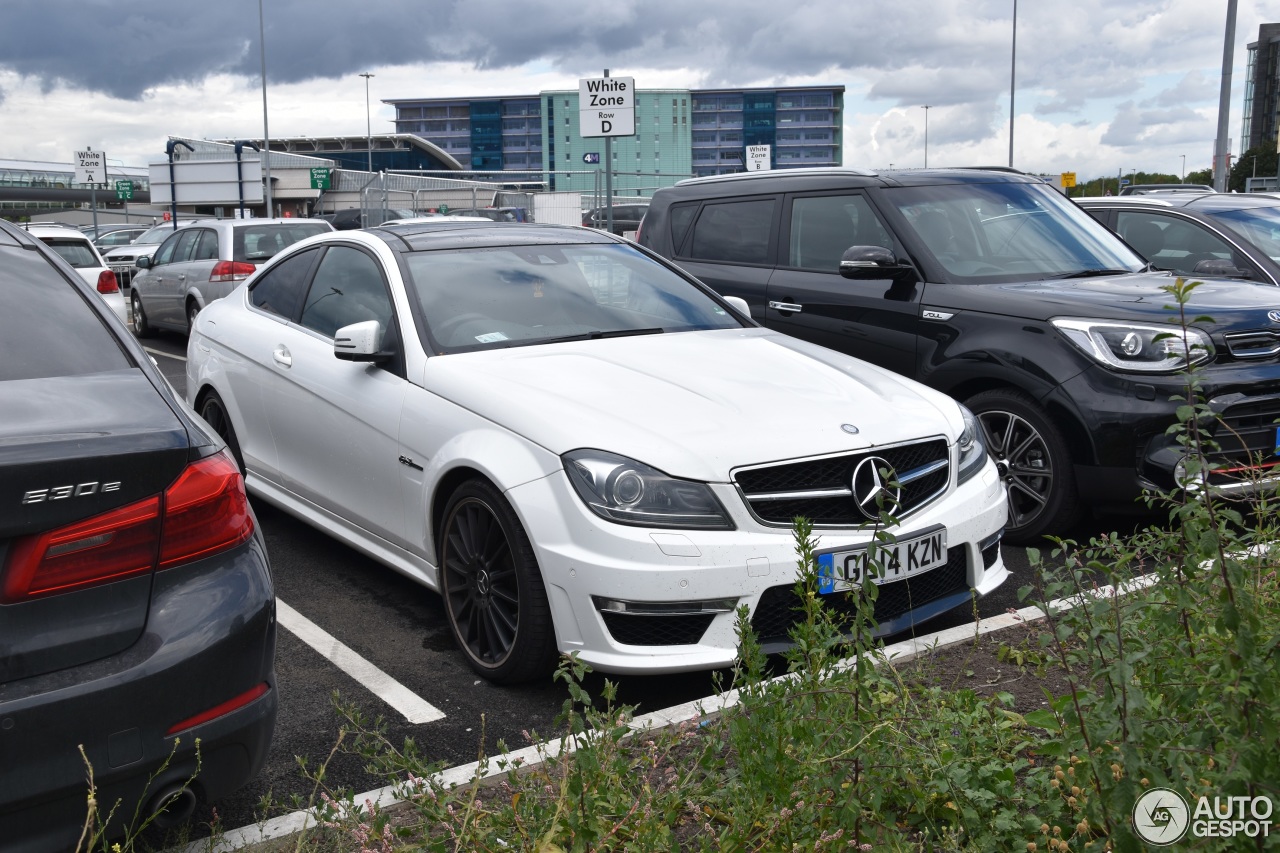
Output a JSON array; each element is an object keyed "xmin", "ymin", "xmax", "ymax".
[
  {"xmin": 563, "ymin": 449, "xmax": 735, "ymax": 530},
  {"xmin": 1052, "ymin": 318, "xmax": 1214, "ymax": 373},
  {"xmin": 956, "ymin": 404, "xmax": 989, "ymax": 486}
]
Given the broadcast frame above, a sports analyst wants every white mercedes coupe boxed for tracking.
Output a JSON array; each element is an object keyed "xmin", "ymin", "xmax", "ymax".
[{"xmin": 187, "ymin": 221, "xmax": 1008, "ymax": 683}]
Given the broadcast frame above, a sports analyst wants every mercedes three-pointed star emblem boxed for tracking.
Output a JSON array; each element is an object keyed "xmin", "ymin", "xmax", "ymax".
[{"xmin": 852, "ymin": 456, "xmax": 901, "ymax": 520}]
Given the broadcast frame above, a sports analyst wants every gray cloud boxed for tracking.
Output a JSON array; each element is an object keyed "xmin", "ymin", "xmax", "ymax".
[{"xmin": 0, "ymin": 0, "xmax": 1260, "ymax": 156}]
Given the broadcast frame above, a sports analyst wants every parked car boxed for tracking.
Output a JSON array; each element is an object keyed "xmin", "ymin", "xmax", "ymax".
[
  {"xmin": 0, "ymin": 218, "xmax": 276, "ymax": 851},
  {"xmin": 130, "ymin": 218, "xmax": 333, "ymax": 337},
  {"xmin": 23, "ymin": 224, "xmax": 126, "ymax": 324},
  {"xmin": 380, "ymin": 215, "xmax": 491, "ymax": 226},
  {"xmin": 314, "ymin": 208, "xmax": 416, "ymax": 230},
  {"xmin": 1117, "ymin": 183, "xmax": 1215, "ymax": 196},
  {"xmin": 93, "ymin": 225, "xmax": 151, "ymax": 249},
  {"xmin": 448, "ymin": 207, "xmax": 524, "ymax": 222},
  {"xmin": 103, "ymin": 221, "xmax": 197, "ymax": 288},
  {"xmin": 187, "ymin": 221, "xmax": 1008, "ymax": 683},
  {"xmin": 1077, "ymin": 193, "xmax": 1280, "ymax": 284},
  {"xmin": 583, "ymin": 202, "xmax": 649, "ymax": 236},
  {"xmin": 638, "ymin": 167, "xmax": 1280, "ymax": 543},
  {"xmin": 80, "ymin": 222, "xmax": 147, "ymax": 241}
]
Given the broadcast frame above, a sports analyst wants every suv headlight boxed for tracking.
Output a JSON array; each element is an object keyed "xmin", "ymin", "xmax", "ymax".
[
  {"xmin": 956, "ymin": 404, "xmax": 989, "ymax": 486},
  {"xmin": 563, "ymin": 449, "xmax": 734, "ymax": 530},
  {"xmin": 1052, "ymin": 318, "xmax": 1214, "ymax": 373}
]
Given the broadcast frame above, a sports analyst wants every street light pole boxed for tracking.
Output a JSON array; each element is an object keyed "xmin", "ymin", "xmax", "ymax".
[
  {"xmin": 1009, "ymin": 0, "xmax": 1017, "ymax": 168},
  {"xmin": 1181, "ymin": 154, "xmax": 1186, "ymax": 182},
  {"xmin": 360, "ymin": 72, "xmax": 376, "ymax": 174},
  {"xmin": 258, "ymin": 0, "xmax": 272, "ymax": 218},
  {"xmin": 921, "ymin": 105, "xmax": 932, "ymax": 168}
]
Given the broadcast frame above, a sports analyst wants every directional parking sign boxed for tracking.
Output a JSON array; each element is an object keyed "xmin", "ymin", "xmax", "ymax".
[
  {"xmin": 74, "ymin": 149, "xmax": 105, "ymax": 185},
  {"xmin": 579, "ymin": 77, "xmax": 635, "ymax": 138},
  {"xmin": 115, "ymin": 180, "xmax": 134, "ymax": 200},
  {"xmin": 746, "ymin": 145, "xmax": 772, "ymax": 171}
]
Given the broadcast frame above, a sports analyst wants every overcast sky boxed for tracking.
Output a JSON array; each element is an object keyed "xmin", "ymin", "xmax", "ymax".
[{"xmin": 0, "ymin": 1, "xmax": 1269, "ymax": 181}]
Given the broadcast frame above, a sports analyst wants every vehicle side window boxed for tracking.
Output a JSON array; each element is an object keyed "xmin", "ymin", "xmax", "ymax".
[
  {"xmin": 1116, "ymin": 212, "xmax": 1237, "ymax": 277},
  {"xmin": 788, "ymin": 195, "xmax": 893, "ymax": 271},
  {"xmin": 249, "ymin": 248, "xmax": 319, "ymax": 319},
  {"xmin": 153, "ymin": 231, "xmax": 184, "ymax": 266},
  {"xmin": 171, "ymin": 230, "xmax": 202, "ymax": 264},
  {"xmin": 686, "ymin": 199, "xmax": 775, "ymax": 264},
  {"xmin": 668, "ymin": 203, "xmax": 697, "ymax": 253},
  {"xmin": 299, "ymin": 246, "xmax": 393, "ymax": 340},
  {"xmin": 194, "ymin": 230, "xmax": 220, "ymax": 261}
]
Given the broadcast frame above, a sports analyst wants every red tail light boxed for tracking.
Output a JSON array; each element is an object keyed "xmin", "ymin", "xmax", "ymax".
[
  {"xmin": 2, "ymin": 452, "xmax": 253, "ymax": 603},
  {"xmin": 210, "ymin": 261, "xmax": 257, "ymax": 282},
  {"xmin": 96, "ymin": 270, "xmax": 119, "ymax": 293},
  {"xmin": 166, "ymin": 682, "xmax": 270, "ymax": 736},
  {"xmin": 633, "ymin": 216, "xmax": 644, "ymax": 243}
]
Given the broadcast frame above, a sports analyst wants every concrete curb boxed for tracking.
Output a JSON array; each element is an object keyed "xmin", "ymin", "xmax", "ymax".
[{"xmin": 184, "ymin": 574, "xmax": 1157, "ymax": 851}]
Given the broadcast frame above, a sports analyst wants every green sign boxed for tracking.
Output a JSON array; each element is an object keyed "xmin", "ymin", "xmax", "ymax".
[
  {"xmin": 114, "ymin": 180, "xmax": 134, "ymax": 200},
  {"xmin": 310, "ymin": 168, "xmax": 332, "ymax": 190},
  {"xmin": 439, "ymin": 203, "xmax": 449, "ymax": 214}
]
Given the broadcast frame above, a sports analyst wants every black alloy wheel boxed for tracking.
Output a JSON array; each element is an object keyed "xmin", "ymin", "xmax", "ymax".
[
  {"xmin": 198, "ymin": 391, "xmax": 245, "ymax": 474},
  {"xmin": 440, "ymin": 479, "xmax": 556, "ymax": 684},
  {"xmin": 966, "ymin": 388, "xmax": 1081, "ymax": 545},
  {"xmin": 131, "ymin": 291, "xmax": 154, "ymax": 338}
]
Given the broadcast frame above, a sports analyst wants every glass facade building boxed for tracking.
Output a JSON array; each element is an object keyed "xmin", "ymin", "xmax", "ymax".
[
  {"xmin": 388, "ymin": 84, "xmax": 843, "ymax": 195},
  {"xmin": 1242, "ymin": 23, "xmax": 1280, "ymax": 155}
]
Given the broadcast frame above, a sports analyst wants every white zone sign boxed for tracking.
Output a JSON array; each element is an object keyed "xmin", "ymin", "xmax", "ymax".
[
  {"xmin": 579, "ymin": 77, "xmax": 635, "ymax": 138},
  {"xmin": 73, "ymin": 150, "xmax": 106, "ymax": 185},
  {"xmin": 746, "ymin": 145, "xmax": 772, "ymax": 171}
]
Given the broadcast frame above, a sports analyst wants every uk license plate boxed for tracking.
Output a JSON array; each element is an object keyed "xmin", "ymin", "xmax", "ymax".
[{"xmin": 816, "ymin": 525, "xmax": 948, "ymax": 595}]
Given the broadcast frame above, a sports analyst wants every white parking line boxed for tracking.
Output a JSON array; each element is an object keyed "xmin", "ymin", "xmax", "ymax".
[
  {"xmin": 144, "ymin": 346, "xmax": 187, "ymax": 362},
  {"xmin": 275, "ymin": 599, "xmax": 446, "ymax": 724}
]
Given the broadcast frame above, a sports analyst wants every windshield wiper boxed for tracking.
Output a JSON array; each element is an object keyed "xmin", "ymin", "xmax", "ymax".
[
  {"xmin": 512, "ymin": 327, "xmax": 666, "ymax": 347},
  {"xmin": 1050, "ymin": 269, "xmax": 1132, "ymax": 279}
]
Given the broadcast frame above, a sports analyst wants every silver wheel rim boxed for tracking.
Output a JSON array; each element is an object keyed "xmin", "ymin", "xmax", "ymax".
[
  {"xmin": 131, "ymin": 295, "xmax": 144, "ymax": 333},
  {"xmin": 977, "ymin": 410, "xmax": 1054, "ymax": 531}
]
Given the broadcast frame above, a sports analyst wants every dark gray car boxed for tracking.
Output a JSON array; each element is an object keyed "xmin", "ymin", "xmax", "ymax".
[
  {"xmin": 0, "ymin": 218, "xmax": 276, "ymax": 851},
  {"xmin": 1077, "ymin": 193, "xmax": 1280, "ymax": 285},
  {"xmin": 131, "ymin": 218, "xmax": 332, "ymax": 336}
]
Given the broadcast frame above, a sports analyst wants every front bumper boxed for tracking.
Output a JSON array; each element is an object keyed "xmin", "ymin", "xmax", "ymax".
[
  {"xmin": 507, "ymin": 458, "xmax": 1008, "ymax": 675},
  {"xmin": 0, "ymin": 537, "xmax": 277, "ymax": 853},
  {"xmin": 1052, "ymin": 366, "xmax": 1280, "ymax": 507}
]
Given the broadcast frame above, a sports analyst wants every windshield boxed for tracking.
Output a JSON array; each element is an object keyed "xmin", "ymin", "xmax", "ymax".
[
  {"xmin": 405, "ymin": 243, "xmax": 743, "ymax": 353},
  {"xmin": 883, "ymin": 181, "xmax": 1145, "ymax": 283},
  {"xmin": 136, "ymin": 224, "xmax": 180, "ymax": 244},
  {"xmin": 1203, "ymin": 205, "xmax": 1280, "ymax": 263}
]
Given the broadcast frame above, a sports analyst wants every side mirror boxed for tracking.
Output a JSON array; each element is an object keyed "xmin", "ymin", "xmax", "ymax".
[
  {"xmin": 839, "ymin": 246, "xmax": 912, "ymax": 280},
  {"xmin": 1193, "ymin": 258, "xmax": 1250, "ymax": 279},
  {"xmin": 136, "ymin": 256, "xmax": 152, "ymax": 270},
  {"xmin": 334, "ymin": 320, "xmax": 392, "ymax": 363},
  {"xmin": 724, "ymin": 295, "xmax": 751, "ymax": 318}
]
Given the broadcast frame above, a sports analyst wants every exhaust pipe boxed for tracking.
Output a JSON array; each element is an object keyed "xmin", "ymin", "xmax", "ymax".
[{"xmin": 146, "ymin": 784, "xmax": 198, "ymax": 829}]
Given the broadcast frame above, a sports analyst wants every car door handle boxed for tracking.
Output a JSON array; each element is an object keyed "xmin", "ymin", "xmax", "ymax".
[
  {"xmin": 272, "ymin": 345, "xmax": 292, "ymax": 368},
  {"xmin": 769, "ymin": 301, "xmax": 804, "ymax": 313}
]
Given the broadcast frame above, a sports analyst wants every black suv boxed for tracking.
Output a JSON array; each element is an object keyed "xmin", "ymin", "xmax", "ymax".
[
  {"xmin": 639, "ymin": 168, "xmax": 1280, "ymax": 542},
  {"xmin": 0, "ymin": 219, "xmax": 276, "ymax": 849}
]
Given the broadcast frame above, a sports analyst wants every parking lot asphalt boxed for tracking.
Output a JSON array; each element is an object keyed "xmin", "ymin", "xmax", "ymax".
[{"xmin": 138, "ymin": 332, "xmax": 1135, "ymax": 841}]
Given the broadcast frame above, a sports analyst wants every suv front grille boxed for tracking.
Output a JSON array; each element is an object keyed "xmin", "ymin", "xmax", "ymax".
[
  {"xmin": 733, "ymin": 439, "xmax": 950, "ymax": 527},
  {"xmin": 1208, "ymin": 398, "xmax": 1280, "ymax": 482},
  {"xmin": 1224, "ymin": 330, "xmax": 1280, "ymax": 360},
  {"xmin": 750, "ymin": 546, "xmax": 969, "ymax": 643}
]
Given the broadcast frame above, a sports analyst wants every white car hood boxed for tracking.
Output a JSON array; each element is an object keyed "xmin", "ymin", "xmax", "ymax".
[{"xmin": 421, "ymin": 328, "xmax": 960, "ymax": 482}]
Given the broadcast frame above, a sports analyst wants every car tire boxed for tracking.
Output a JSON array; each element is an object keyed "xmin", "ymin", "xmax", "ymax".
[
  {"xmin": 439, "ymin": 479, "xmax": 557, "ymax": 684},
  {"xmin": 965, "ymin": 388, "xmax": 1081, "ymax": 545},
  {"xmin": 187, "ymin": 301, "xmax": 200, "ymax": 335},
  {"xmin": 198, "ymin": 391, "xmax": 246, "ymax": 475},
  {"xmin": 131, "ymin": 292, "xmax": 154, "ymax": 338}
]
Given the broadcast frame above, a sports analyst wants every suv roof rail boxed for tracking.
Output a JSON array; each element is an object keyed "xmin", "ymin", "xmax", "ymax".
[{"xmin": 675, "ymin": 166, "xmax": 878, "ymax": 187}]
